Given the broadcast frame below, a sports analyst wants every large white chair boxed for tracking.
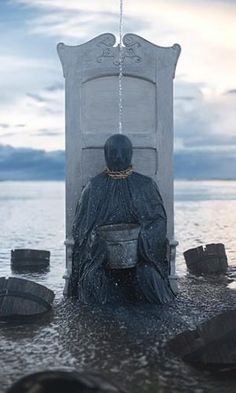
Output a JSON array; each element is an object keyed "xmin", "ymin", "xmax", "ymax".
[{"xmin": 57, "ymin": 33, "xmax": 181, "ymax": 295}]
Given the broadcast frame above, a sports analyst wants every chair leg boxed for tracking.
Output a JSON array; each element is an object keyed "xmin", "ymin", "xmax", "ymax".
[
  {"xmin": 64, "ymin": 238, "xmax": 74, "ymax": 296},
  {"xmin": 168, "ymin": 239, "xmax": 179, "ymax": 294}
]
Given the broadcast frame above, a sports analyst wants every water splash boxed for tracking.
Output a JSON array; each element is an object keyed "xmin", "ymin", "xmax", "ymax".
[{"xmin": 118, "ymin": 0, "xmax": 124, "ymax": 134}]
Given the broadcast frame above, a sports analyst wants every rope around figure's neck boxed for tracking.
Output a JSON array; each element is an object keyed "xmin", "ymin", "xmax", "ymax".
[{"xmin": 105, "ymin": 166, "xmax": 133, "ymax": 179}]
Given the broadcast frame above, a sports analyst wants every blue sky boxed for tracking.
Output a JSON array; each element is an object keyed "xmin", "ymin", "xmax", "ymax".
[{"xmin": 0, "ymin": 0, "xmax": 236, "ymax": 153}]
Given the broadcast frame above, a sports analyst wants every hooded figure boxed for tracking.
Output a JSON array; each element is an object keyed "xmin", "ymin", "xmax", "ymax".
[{"xmin": 70, "ymin": 134, "xmax": 175, "ymax": 304}]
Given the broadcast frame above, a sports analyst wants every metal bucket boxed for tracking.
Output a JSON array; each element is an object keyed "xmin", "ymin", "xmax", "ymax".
[{"xmin": 98, "ymin": 223, "xmax": 140, "ymax": 270}]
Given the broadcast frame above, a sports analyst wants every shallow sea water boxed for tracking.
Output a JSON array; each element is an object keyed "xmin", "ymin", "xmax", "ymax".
[{"xmin": 0, "ymin": 180, "xmax": 236, "ymax": 392}]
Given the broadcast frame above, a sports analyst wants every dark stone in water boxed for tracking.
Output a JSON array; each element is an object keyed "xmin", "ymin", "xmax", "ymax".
[
  {"xmin": 184, "ymin": 243, "xmax": 228, "ymax": 275},
  {"xmin": 11, "ymin": 249, "xmax": 50, "ymax": 269},
  {"xmin": 0, "ymin": 277, "xmax": 54, "ymax": 318},
  {"xmin": 168, "ymin": 309, "xmax": 236, "ymax": 372},
  {"xmin": 7, "ymin": 370, "xmax": 123, "ymax": 393}
]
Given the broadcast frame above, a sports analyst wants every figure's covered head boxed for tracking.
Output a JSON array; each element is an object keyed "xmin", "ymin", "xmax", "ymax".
[{"xmin": 104, "ymin": 134, "xmax": 133, "ymax": 171}]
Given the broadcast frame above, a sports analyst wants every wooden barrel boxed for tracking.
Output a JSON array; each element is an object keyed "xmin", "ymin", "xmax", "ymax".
[
  {"xmin": 0, "ymin": 277, "xmax": 54, "ymax": 318},
  {"xmin": 98, "ymin": 223, "xmax": 140, "ymax": 269},
  {"xmin": 184, "ymin": 243, "xmax": 228, "ymax": 275},
  {"xmin": 7, "ymin": 371, "xmax": 123, "ymax": 393},
  {"xmin": 11, "ymin": 249, "xmax": 50, "ymax": 270},
  {"xmin": 168, "ymin": 309, "xmax": 236, "ymax": 372}
]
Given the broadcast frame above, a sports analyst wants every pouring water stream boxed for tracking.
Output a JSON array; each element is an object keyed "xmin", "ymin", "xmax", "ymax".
[{"xmin": 118, "ymin": 0, "xmax": 124, "ymax": 134}]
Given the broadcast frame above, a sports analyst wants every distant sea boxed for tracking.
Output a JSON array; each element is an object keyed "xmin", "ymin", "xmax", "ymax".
[{"xmin": 0, "ymin": 180, "xmax": 236, "ymax": 294}]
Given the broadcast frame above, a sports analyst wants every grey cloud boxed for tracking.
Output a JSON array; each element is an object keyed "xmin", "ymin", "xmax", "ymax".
[
  {"xmin": 65, "ymin": 14, "xmax": 148, "ymax": 42},
  {"xmin": 173, "ymin": 80, "xmax": 236, "ymax": 150},
  {"xmin": 0, "ymin": 143, "xmax": 235, "ymax": 180},
  {"xmin": 184, "ymin": 134, "xmax": 236, "ymax": 147},
  {"xmin": 183, "ymin": 0, "xmax": 236, "ymax": 4},
  {"xmin": 44, "ymin": 107, "xmax": 63, "ymax": 115},
  {"xmin": 175, "ymin": 103, "xmax": 210, "ymax": 140},
  {"xmin": 46, "ymin": 83, "xmax": 64, "ymax": 92},
  {"xmin": 224, "ymin": 89, "xmax": 236, "ymax": 95},
  {"xmin": 1, "ymin": 123, "xmax": 25, "ymax": 131},
  {"xmin": 175, "ymin": 149, "xmax": 236, "ymax": 180},
  {"xmin": 24, "ymin": 6, "xmax": 149, "ymax": 41},
  {"xmin": 1, "ymin": 132, "xmax": 17, "ymax": 138},
  {"xmin": 26, "ymin": 92, "xmax": 62, "ymax": 112},
  {"xmin": 27, "ymin": 92, "xmax": 46, "ymax": 102},
  {"xmin": 175, "ymin": 96, "xmax": 196, "ymax": 101},
  {"xmin": 34, "ymin": 128, "xmax": 62, "ymax": 136},
  {"xmin": 0, "ymin": 144, "xmax": 64, "ymax": 180},
  {"xmin": 201, "ymin": 0, "xmax": 236, "ymax": 3}
]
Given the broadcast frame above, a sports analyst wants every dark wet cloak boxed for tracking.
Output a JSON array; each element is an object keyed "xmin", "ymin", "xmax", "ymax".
[{"xmin": 71, "ymin": 172, "xmax": 175, "ymax": 304}]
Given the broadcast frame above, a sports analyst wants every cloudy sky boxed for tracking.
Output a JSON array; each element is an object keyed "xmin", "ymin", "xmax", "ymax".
[{"xmin": 0, "ymin": 0, "xmax": 236, "ymax": 153}]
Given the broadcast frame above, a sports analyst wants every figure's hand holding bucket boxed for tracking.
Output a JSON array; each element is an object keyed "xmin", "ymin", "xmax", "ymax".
[{"xmin": 98, "ymin": 223, "xmax": 140, "ymax": 270}]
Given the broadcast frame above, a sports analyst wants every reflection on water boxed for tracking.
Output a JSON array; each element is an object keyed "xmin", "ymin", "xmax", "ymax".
[
  {"xmin": 0, "ymin": 180, "xmax": 236, "ymax": 392},
  {"xmin": 175, "ymin": 180, "xmax": 236, "ymax": 201}
]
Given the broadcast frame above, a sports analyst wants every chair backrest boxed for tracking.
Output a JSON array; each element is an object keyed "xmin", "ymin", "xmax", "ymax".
[{"xmin": 57, "ymin": 33, "xmax": 181, "ymax": 291}]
